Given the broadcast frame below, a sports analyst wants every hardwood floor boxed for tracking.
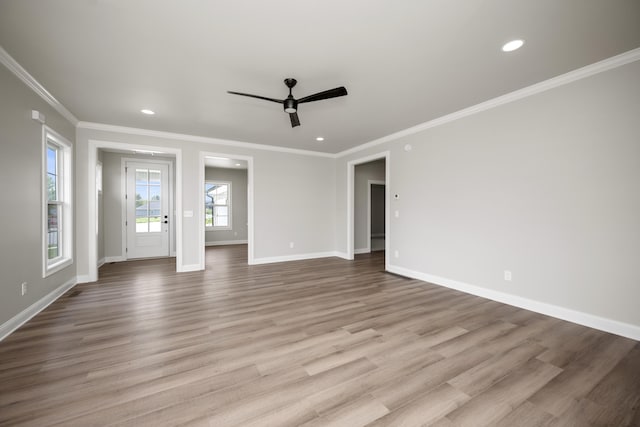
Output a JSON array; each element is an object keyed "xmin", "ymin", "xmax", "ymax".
[{"xmin": 0, "ymin": 245, "xmax": 638, "ymax": 426}]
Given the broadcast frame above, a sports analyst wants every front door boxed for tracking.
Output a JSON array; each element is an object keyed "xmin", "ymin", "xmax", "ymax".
[{"xmin": 126, "ymin": 161, "xmax": 170, "ymax": 259}]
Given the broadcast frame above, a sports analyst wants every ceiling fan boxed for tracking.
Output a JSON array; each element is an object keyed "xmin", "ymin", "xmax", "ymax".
[{"xmin": 227, "ymin": 78, "xmax": 347, "ymax": 128}]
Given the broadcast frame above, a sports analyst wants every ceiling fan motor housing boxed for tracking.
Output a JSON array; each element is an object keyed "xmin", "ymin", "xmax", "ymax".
[{"xmin": 284, "ymin": 97, "xmax": 297, "ymax": 113}]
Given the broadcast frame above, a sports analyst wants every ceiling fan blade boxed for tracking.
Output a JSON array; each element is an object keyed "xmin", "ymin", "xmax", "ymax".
[
  {"xmin": 289, "ymin": 112, "xmax": 300, "ymax": 127},
  {"xmin": 227, "ymin": 91, "xmax": 283, "ymax": 104},
  {"xmin": 297, "ymin": 86, "xmax": 348, "ymax": 104}
]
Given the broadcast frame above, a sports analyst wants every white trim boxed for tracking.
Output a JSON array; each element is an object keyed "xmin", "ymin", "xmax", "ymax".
[
  {"xmin": 104, "ymin": 256, "xmax": 126, "ymax": 263},
  {"xmin": 97, "ymin": 258, "xmax": 105, "ymax": 268},
  {"xmin": 87, "ymin": 140, "xmax": 183, "ymax": 281},
  {"xmin": 199, "ymin": 151, "xmax": 254, "ymax": 269},
  {"xmin": 205, "ymin": 240, "xmax": 248, "ymax": 246},
  {"xmin": 0, "ymin": 277, "xmax": 77, "ymax": 342},
  {"xmin": 42, "ymin": 126, "xmax": 74, "ymax": 278},
  {"xmin": 354, "ymin": 248, "xmax": 370, "ymax": 255},
  {"xmin": 367, "ymin": 179, "xmax": 385, "ymax": 255},
  {"xmin": 178, "ymin": 263, "xmax": 202, "ymax": 272},
  {"xmin": 251, "ymin": 251, "xmax": 341, "ymax": 265},
  {"xmin": 0, "ymin": 46, "xmax": 79, "ymax": 125},
  {"xmin": 78, "ymin": 121, "xmax": 334, "ymax": 158},
  {"xmin": 347, "ymin": 152, "xmax": 390, "ymax": 271},
  {"xmin": 333, "ymin": 251, "xmax": 350, "ymax": 260},
  {"xmin": 386, "ymin": 264, "xmax": 640, "ymax": 342},
  {"xmin": 336, "ymin": 47, "xmax": 640, "ymax": 158}
]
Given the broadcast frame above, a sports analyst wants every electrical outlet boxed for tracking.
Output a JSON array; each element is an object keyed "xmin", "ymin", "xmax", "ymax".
[
  {"xmin": 504, "ymin": 270, "xmax": 512, "ymax": 281},
  {"xmin": 289, "ymin": 242, "xmax": 294, "ymax": 249},
  {"xmin": 21, "ymin": 282, "xmax": 27, "ymax": 296},
  {"xmin": 394, "ymin": 250, "xmax": 400, "ymax": 259}
]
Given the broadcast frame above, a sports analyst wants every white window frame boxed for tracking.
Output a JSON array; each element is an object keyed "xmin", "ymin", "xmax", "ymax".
[
  {"xmin": 42, "ymin": 126, "xmax": 73, "ymax": 277},
  {"xmin": 205, "ymin": 180, "xmax": 232, "ymax": 231}
]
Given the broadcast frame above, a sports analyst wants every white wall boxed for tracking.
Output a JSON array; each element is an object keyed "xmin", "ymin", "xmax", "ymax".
[
  {"xmin": 336, "ymin": 59, "xmax": 640, "ymax": 333},
  {"xmin": 205, "ymin": 166, "xmax": 248, "ymax": 244},
  {"xmin": 354, "ymin": 160, "xmax": 385, "ymax": 251},
  {"xmin": 75, "ymin": 127, "xmax": 336, "ymax": 275}
]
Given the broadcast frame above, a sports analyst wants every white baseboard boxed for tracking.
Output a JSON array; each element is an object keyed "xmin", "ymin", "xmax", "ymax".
[
  {"xmin": 178, "ymin": 263, "xmax": 203, "ymax": 272},
  {"xmin": 386, "ymin": 264, "xmax": 640, "ymax": 341},
  {"xmin": 0, "ymin": 277, "xmax": 78, "ymax": 341},
  {"xmin": 205, "ymin": 240, "xmax": 248, "ymax": 246},
  {"xmin": 252, "ymin": 251, "xmax": 341, "ymax": 265},
  {"xmin": 97, "ymin": 258, "xmax": 105, "ymax": 268},
  {"xmin": 333, "ymin": 251, "xmax": 350, "ymax": 260},
  {"xmin": 354, "ymin": 248, "xmax": 370, "ymax": 255},
  {"xmin": 104, "ymin": 256, "xmax": 126, "ymax": 263}
]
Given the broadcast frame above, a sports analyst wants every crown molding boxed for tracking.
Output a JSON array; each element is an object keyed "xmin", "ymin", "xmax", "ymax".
[
  {"xmin": 0, "ymin": 46, "xmax": 79, "ymax": 126},
  {"xmin": 76, "ymin": 121, "xmax": 336, "ymax": 158},
  {"xmin": 336, "ymin": 47, "xmax": 640, "ymax": 158}
]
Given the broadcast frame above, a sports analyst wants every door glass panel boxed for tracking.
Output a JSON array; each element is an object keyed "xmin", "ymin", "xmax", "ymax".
[
  {"xmin": 134, "ymin": 168, "xmax": 163, "ymax": 233},
  {"xmin": 135, "ymin": 169, "xmax": 148, "ymax": 184},
  {"xmin": 149, "ymin": 170, "xmax": 161, "ymax": 184}
]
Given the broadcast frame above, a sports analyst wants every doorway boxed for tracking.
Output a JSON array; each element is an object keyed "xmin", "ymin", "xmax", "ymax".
[
  {"xmin": 368, "ymin": 181, "xmax": 386, "ymax": 252},
  {"xmin": 347, "ymin": 151, "xmax": 390, "ymax": 269},
  {"xmin": 125, "ymin": 160, "xmax": 171, "ymax": 259},
  {"xmin": 199, "ymin": 151, "xmax": 254, "ymax": 268}
]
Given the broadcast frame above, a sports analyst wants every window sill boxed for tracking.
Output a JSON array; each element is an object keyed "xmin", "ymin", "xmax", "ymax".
[
  {"xmin": 44, "ymin": 257, "xmax": 73, "ymax": 278},
  {"xmin": 205, "ymin": 227, "xmax": 232, "ymax": 231}
]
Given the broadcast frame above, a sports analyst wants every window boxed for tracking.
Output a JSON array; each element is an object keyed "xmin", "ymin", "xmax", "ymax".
[
  {"xmin": 43, "ymin": 127, "xmax": 73, "ymax": 276},
  {"xmin": 205, "ymin": 181, "xmax": 231, "ymax": 230}
]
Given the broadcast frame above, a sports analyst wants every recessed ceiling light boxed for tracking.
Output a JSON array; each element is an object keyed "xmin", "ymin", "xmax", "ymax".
[
  {"xmin": 502, "ymin": 39, "xmax": 524, "ymax": 52},
  {"xmin": 235, "ymin": 163, "xmax": 241, "ymax": 167},
  {"xmin": 140, "ymin": 109, "xmax": 155, "ymax": 115},
  {"xmin": 316, "ymin": 137, "xmax": 325, "ymax": 142}
]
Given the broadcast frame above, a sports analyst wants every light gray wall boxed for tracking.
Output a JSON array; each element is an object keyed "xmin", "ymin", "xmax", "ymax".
[
  {"xmin": 75, "ymin": 128, "xmax": 336, "ymax": 274},
  {"xmin": 336, "ymin": 59, "xmax": 640, "ymax": 328},
  {"xmin": 205, "ymin": 167, "xmax": 248, "ymax": 244},
  {"xmin": 100, "ymin": 151, "xmax": 177, "ymax": 259},
  {"xmin": 371, "ymin": 184, "xmax": 385, "ymax": 237},
  {"xmin": 0, "ymin": 64, "xmax": 76, "ymax": 326},
  {"xmin": 354, "ymin": 160, "xmax": 385, "ymax": 251}
]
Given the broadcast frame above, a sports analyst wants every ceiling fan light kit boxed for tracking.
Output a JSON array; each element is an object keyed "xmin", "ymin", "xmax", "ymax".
[{"xmin": 228, "ymin": 78, "xmax": 347, "ymax": 128}]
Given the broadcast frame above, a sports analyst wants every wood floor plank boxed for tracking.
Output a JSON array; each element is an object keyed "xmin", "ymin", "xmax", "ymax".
[{"xmin": 0, "ymin": 245, "xmax": 638, "ymax": 426}]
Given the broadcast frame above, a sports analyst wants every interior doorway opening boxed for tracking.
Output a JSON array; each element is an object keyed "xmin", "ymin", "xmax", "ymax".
[
  {"xmin": 347, "ymin": 151, "xmax": 390, "ymax": 270},
  {"xmin": 199, "ymin": 152, "xmax": 254, "ymax": 269}
]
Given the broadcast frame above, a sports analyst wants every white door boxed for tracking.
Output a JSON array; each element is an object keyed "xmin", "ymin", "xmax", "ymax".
[{"xmin": 126, "ymin": 162, "xmax": 170, "ymax": 259}]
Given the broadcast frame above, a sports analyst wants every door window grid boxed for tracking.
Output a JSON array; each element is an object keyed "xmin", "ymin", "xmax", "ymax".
[{"xmin": 135, "ymin": 168, "xmax": 162, "ymax": 233}]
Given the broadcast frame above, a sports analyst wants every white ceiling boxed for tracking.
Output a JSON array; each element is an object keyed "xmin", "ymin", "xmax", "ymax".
[{"xmin": 1, "ymin": 1, "xmax": 639, "ymax": 154}]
